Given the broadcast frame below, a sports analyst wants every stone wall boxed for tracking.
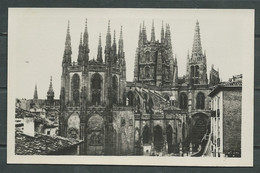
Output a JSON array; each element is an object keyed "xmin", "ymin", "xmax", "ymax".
[
  {"xmin": 223, "ymin": 89, "xmax": 241, "ymax": 155},
  {"xmin": 112, "ymin": 110, "xmax": 135, "ymax": 155}
]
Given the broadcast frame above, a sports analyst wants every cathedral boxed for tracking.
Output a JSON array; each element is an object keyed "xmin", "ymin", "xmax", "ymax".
[{"xmin": 58, "ymin": 19, "xmax": 220, "ymax": 155}]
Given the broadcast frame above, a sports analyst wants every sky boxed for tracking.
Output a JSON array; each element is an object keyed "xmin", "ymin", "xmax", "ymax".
[{"xmin": 9, "ymin": 9, "xmax": 253, "ymax": 99}]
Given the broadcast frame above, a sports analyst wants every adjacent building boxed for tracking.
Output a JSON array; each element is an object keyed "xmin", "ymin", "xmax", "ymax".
[{"xmin": 208, "ymin": 76, "xmax": 242, "ymax": 157}]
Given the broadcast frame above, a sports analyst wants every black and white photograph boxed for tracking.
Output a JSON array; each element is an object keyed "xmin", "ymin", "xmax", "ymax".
[{"xmin": 7, "ymin": 8, "xmax": 254, "ymax": 166}]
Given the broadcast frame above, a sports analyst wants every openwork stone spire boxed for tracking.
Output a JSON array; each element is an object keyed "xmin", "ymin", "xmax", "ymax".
[
  {"xmin": 191, "ymin": 20, "xmax": 203, "ymax": 58},
  {"xmin": 64, "ymin": 21, "xmax": 72, "ymax": 55}
]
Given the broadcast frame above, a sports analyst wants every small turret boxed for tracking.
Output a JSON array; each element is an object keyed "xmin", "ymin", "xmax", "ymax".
[
  {"xmin": 151, "ymin": 20, "xmax": 155, "ymax": 42},
  {"xmin": 62, "ymin": 21, "xmax": 72, "ymax": 71},
  {"xmin": 47, "ymin": 76, "xmax": 55, "ymax": 106},
  {"xmin": 97, "ymin": 33, "xmax": 103, "ymax": 63},
  {"xmin": 77, "ymin": 33, "xmax": 84, "ymax": 65},
  {"xmin": 105, "ymin": 20, "xmax": 112, "ymax": 63},
  {"xmin": 83, "ymin": 19, "xmax": 89, "ymax": 64},
  {"xmin": 161, "ymin": 21, "xmax": 165, "ymax": 43},
  {"xmin": 33, "ymin": 84, "xmax": 38, "ymax": 100}
]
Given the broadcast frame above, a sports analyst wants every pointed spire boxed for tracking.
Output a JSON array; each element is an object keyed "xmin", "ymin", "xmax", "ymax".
[
  {"xmin": 106, "ymin": 20, "xmax": 112, "ymax": 50},
  {"xmin": 118, "ymin": 26, "xmax": 124, "ymax": 55},
  {"xmin": 142, "ymin": 21, "xmax": 147, "ymax": 43},
  {"xmin": 191, "ymin": 20, "xmax": 203, "ymax": 58},
  {"xmin": 64, "ymin": 20, "xmax": 72, "ymax": 54},
  {"xmin": 161, "ymin": 21, "xmax": 165, "ymax": 43},
  {"xmin": 83, "ymin": 18, "xmax": 89, "ymax": 47},
  {"xmin": 97, "ymin": 33, "xmax": 103, "ymax": 63},
  {"xmin": 80, "ymin": 32, "xmax": 83, "ymax": 46},
  {"xmin": 151, "ymin": 20, "xmax": 155, "ymax": 42},
  {"xmin": 98, "ymin": 33, "xmax": 102, "ymax": 47},
  {"xmin": 165, "ymin": 23, "xmax": 172, "ymax": 48},
  {"xmin": 77, "ymin": 33, "xmax": 84, "ymax": 65},
  {"xmin": 47, "ymin": 76, "xmax": 54, "ymax": 96},
  {"xmin": 113, "ymin": 30, "xmax": 116, "ymax": 45},
  {"xmin": 138, "ymin": 24, "xmax": 143, "ymax": 46},
  {"xmin": 33, "ymin": 84, "xmax": 38, "ymax": 100}
]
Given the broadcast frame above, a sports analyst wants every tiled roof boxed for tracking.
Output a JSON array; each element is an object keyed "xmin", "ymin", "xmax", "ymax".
[
  {"xmin": 15, "ymin": 131, "xmax": 83, "ymax": 155},
  {"xmin": 209, "ymin": 80, "xmax": 242, "ymax": 97}
]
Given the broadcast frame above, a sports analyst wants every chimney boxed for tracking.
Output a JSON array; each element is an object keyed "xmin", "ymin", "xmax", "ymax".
[{"xmin": 23, "ymin": 115, "xmax": 35, "ymax": 137}]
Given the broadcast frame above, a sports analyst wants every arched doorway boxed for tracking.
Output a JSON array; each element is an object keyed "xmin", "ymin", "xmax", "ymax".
[
  {"xmin": 192, "ymin": 113, "xmax": 209, "ymax": 146},
  {"xmin": 166, "ymin": 125, "xmax": 173, "ymax": 153},
  {"xmin": 87, "ymin": 114, "xmax": 104, "ymax": 155},
  {"xmin": 154, "ymin": 125, "xmax": 163, "ymax": 152},
  {"xmin": 143, "ymin": 125, "xmax": 150, "ymax": 145}
]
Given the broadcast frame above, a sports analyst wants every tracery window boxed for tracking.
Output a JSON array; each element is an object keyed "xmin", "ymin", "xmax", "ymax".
[
  {"xmin": 196, "ymin": 92, "xmax": 205, "ymax": 109},
  {"xmin": 91, "ymin": 73, "xmax": 102, "ymax": 105},
  {"xmin": 71, "ymin": 74, "xmax": 80, "ymax": 106},
  {"xmin": 179, "ymin": 93, "xmax": 188, "ymax": 109},
  {"xmin": 90, "ymin": 133, "xmax": 102, "ymax": 146},
  {"xmin": 146, "ymin": 51, "xmax": 150, "ymax": 62}
]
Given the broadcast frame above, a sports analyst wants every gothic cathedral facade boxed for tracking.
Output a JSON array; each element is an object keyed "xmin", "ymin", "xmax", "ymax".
[{"xmin": 59, "ymin": 19, "xmax": 220, "ymax": 155}]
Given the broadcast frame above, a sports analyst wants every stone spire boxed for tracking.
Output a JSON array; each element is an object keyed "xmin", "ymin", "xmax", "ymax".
[
  {"xmin": 77, "ymin": 33, "xmax": 84, "ymax": 65},
  {"xmin": 105, "ymin": 20, "xmax": 112, "ymax": 53},
  {"xmin": 151, "ymin": 20, "xmax": 155, "ymax": 42},
  {"xmin": 83, "ymin": 19, "xmax": 89, "ymax": 63},
  {"xmin": 97, "ymin": 33, "xmax": 103, "ymax": 63},
  {"xmin": 112, "ymin": 30, "xmax": 117, "ymax": 51},
  {"xmin": 161, "ymin": 21, "xmax": 165, "ymax": 43},
  {"xmin": 63, "ymin": 21, "xmax": 72, "ymax": 65},
  {"xmin": 142, "ymin": 21, "xmax": 147, "ymax": 43},
  {"xmin": 83, "ymin": 19, "xmax": 89, "ymax": 49},
  {"xmin": 191, "ymin": 20, "xmax": 203, "ymax": 58},
  {"xmin": 33, "ymin": 84, "xmax": 38, "ymax": 100},
  {"xmin": 118, "ymin": 26, "xmax": 124, "ymax": 55},
  {"xmin": 47, "ymin": 76, "xmax": 54, "ymax": 97},
  {"xmin": 165, "ymin": 24, "xmax": 172, "ymax": 48},
  {"xmin": 138, "ymin": 24, "xmax": 143, "ymax": 46}
]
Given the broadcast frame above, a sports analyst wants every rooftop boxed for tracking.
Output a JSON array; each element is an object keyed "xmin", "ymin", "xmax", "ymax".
[
  {"xmin": 15, "ymin": 131, "xmax": 83, "ymax": 155},
  {"xmin": 208, "ymin": 80, "xmax": 242, "ymax": 97}
]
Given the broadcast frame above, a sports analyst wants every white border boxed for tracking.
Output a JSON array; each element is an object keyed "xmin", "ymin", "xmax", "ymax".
[{"xmin": 7, "ymin": 8, "xmax": 254, "ymax": 166}]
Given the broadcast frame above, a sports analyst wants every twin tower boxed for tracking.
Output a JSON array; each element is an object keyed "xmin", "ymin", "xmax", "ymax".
[{"xmin": 60, "ymin": 19, "xmax": 213, "ymax": 110}]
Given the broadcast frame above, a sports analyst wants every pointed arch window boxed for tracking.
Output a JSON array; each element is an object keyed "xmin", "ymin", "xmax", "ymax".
[
  {"xmin": 191, "ymin": 66, "xmax": 195, "ymax": 77},
  {"xmin": 179, "ymin": 93, "xmax": 188, "ymax": 109},
  {"xmin": 195, "ymin": 65, "xmax": 199, "ymax": 77},
  {"xmin": 127, "ymin": 91, "xmax": 134, "ymax": 106},
  {"xmin": 146, "ymin": 51, "xmax": 150, "ymax": 62},
  {"xmin": 71, "ymin": 74, "xmax": 80, "ymax": 106},
  {"xmin": 91, "ymin": 73, "xmax": 102, "ymax": 105},
  {"xmin": 196, "ymin": 92, "xmax": 205, "ymax": 109},
  {"xmin": 144, "ymin": 66, "xmax": 150, "ymax": 79},
  {"xmin": 143, "ymin": 125, "xmax": 150, "ymax": 144}
]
